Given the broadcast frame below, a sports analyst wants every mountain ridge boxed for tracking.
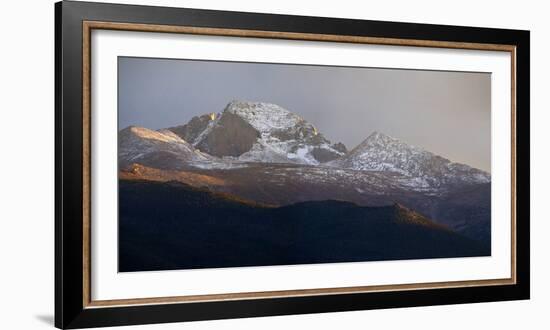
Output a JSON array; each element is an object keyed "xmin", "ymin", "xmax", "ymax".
[
  {"xmin": 118, "ymin": 100, "xmax": 491, "ymax": 244},
  {"xmin": 120, "ymin": 100, "xmax": 490, "ymax": 189},
  {"xmin": 331, "ymin": 130, "xmax": 490, "ymax": 188}
]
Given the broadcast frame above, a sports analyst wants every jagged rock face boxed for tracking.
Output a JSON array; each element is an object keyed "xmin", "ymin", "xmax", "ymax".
[
  {"xmin": 168, "ymin": 113, "xmax": 213, "ymax": 144},
  {"xmin": 333, "ymin": 131, "xmax": 490, "ymax": 188},
  {"xmin": 194, "ymin": 112, "xmax": 260, "ymax": 157},
  {"xmin": 332, "ymin": 142, "xmax": 348, "ymax": 154},
  {"xmin": 118, "ymin": 126, "xmax": 211, "ymax": 170}
]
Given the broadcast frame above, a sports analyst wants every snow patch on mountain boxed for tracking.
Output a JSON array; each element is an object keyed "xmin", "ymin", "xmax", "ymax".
[
  {"xmin": 119, "ymin": 126, "xmax": 211, "ymax": 163},
  {"xmin": 119, "ymin": 126, "xmax": 249, "ymax": 170},
  {"xmin": 225, "ymin": 101, "xmax": 303, "ymax": 133},
  {"xmin": 192, "ymin": 118, "xmax": 219, "ymax": 145}
]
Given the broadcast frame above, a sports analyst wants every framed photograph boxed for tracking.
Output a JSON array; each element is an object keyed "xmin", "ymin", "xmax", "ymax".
[{"xmin": 55, "ymin": 1, "xmax": 530, "ymax": 328}]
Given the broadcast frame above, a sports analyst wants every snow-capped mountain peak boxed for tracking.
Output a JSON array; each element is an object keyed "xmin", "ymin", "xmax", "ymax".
[
  {"xmin": 167, "ymin": 100, "xmax": 347, "ymax": 164},
  {"xmin": 224, "ymin": 100, "xmax": 305, "ymax": 133},
  {"xmin": 350, "ymin": 131, "xmax": 425, "ymax": 159},
  {"xmin": 335, "ymin": 131, "xmax": 490, "ymax": 187},
  {"xmin": 362, "ymin": 131, "xmax": 398, "ymax": 145}
]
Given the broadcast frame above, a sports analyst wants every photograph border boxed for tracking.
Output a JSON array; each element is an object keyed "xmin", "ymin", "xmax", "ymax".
[{"xmin": 56, "ymin": 1, "xmax": 529, "ymax": 328}]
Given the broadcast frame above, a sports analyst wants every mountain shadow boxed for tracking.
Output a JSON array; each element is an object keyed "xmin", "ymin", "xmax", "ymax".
[{"xmin": 119, "ymin": 180, "xmax": 489, "ymax": 272}]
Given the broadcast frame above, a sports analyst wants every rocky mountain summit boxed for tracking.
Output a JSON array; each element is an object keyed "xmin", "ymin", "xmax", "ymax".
[
  {"xmin": 167, "ymin": 100, "xmax": 347, "ymax": 164},
  {"xmin": 331, "ymin": 131, "xmax": 490, "ymax": 188}
]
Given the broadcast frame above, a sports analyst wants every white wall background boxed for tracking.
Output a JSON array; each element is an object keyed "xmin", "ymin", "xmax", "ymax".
[{"xmin": 0, "ymin": 0, "xmax": 546, "ymax": 329}]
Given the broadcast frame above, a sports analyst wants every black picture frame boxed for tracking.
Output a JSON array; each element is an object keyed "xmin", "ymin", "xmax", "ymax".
[{"xmin": 55, "ymin": 1, "xmax": 530, "ymax": 328}]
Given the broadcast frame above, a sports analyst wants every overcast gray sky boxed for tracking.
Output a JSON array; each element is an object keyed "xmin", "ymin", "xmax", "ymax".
[{"xmin": 119, "ymin": 57, "xmax": 491, "ymax": 172}]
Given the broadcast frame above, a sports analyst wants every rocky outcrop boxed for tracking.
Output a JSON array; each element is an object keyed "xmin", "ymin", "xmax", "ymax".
[{"xmin": 195, "ymin": 112, "xmax": 260, "ymax": 157}]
